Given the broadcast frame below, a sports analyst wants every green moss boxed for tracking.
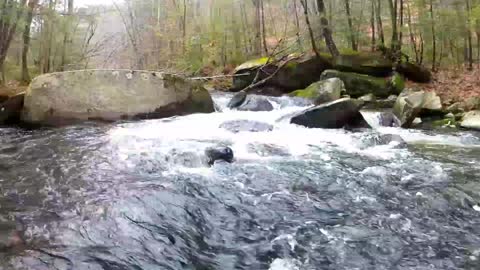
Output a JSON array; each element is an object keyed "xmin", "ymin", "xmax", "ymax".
[
  {"xmin": 320, "ymin": 69, "xmax": 395, "ymax": 98},
  {"xmin": 319, "ymin": 53, "xmax": 334, "ymax": 61},
  {"xmin": 285, "ymin": 61, "xmax": 298, "ymax": 70},
  {"xmin": 390, "ymin": 73, "xmax": 405, "ymax": 92},
  {"xmin": 338, "ymin": 48, "xmax": 361, "ymax": 56},
  {"xmin": 234, "ymin": 57, "xmax": 271, "ymax": 72},
  {"xmin": 431, "ymin": 118, "xmax": 457, "ymax": 128},
  {"xmin": 290, "ymin": 83, "xmax": 319, "ymax": 99}
]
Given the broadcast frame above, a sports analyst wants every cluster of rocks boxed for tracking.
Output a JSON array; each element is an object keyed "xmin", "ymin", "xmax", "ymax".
[{"xmin": 229, "ymin": 53, "xmax": 480, "ymax": 131}]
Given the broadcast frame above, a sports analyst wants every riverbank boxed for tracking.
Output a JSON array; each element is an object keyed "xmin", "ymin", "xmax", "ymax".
[
  {"xmin": 203, "ymin": 66, "xmax": 480, "ymax": 108},
  {"xmin": 407, "ymin": 68, "xmax": 480, "ymax": 106}
]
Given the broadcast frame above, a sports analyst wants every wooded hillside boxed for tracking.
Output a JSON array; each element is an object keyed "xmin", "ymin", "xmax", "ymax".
[{"xmin": 0, "ymin": 0, "xmax": 479, "ymax": 88}]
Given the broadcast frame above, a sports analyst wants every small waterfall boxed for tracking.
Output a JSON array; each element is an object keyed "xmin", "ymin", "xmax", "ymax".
[{"xmin": 361, "ymin": 110, "xmax": 386, "ymax": 129}]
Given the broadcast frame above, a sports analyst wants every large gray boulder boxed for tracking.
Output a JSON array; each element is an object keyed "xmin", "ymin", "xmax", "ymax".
[
  {"xmin": 286, "ymin": 98, "xmax": 369, "ymax": 129},
  {"xmin": 21, "ymin": 70, "xmax": 215, "ymax": 125},
  {"xmin": 460, "ymin": 111, "xmax": 480, "ymax": 130},
  {"xmin": 393, "ymin": 90, "xmax": 442, "ymax": 128},
  {"xmin": 289, "ymin": 78, "xmax": 345, "ymax": 105}
]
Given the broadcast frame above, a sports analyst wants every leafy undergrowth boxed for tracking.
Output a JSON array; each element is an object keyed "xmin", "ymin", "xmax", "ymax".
[{"xmin": 407, "ymin": 67, "xmax": 480, "ymax": 106}]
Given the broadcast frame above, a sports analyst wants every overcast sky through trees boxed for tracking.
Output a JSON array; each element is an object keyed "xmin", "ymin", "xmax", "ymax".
[{"xmin": 76, "ymin": 0, "xmax": 120, "ymax": 7}]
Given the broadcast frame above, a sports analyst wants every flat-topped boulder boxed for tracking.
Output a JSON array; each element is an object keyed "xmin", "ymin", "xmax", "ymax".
[{"xmin": 21, "ymin": 70, "xmax": 214, "ymax": 125}]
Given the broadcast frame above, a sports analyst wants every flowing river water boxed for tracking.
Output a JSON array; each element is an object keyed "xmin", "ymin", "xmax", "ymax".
[{"xmin": 0, "ymin": 93, "xmax": 480, "ymax": 269}]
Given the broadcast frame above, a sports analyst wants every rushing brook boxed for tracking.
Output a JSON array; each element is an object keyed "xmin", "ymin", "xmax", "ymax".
[{"xmin": 0, "ymin": 93, "xmax": 479, "ymax": 269}]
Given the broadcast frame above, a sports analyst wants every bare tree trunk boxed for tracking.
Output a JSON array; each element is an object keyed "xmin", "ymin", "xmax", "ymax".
[
  {"xmin": 375, "ymin": 0, "xmax": 385, "ymax": 46},
  {"xmin": 388, "ymin": 0, "xmax": 399, "ymax": 51},
  {"xmin": 477, "ymin": 27, "xmax": 480, "ymax": 68},
  {"xmin": 0, "ymin": 0, "xmax": 28, "ymax": 84},
  {"xmin": 344, "ymin": 0, "xmax": 357, "ymax": 51},
  {"xmin": 407, "ymin": 3, "xmax": 419, "ymax": 63},
  {"xmin": 182, "ymin": 0, "xmax": 186, "ymax": 54},
  {"xmin": 465, "ymin": 0, "xmax": 473, "ymax": 70},
  {"xmin": 316, "ymin": 0, "xmax": 339, "ymax": 57},
  {"xmin": 398, "ymin": 0, "xmax": 404, "ymax": 51},
  {"xmin": 370, "ymin": 0, "xmax": 376, "ymax": 51},
  {"xmin": 113, "ymin": 1, "xmax": 144, "ymax": 69},
  {"xmin": 22, "ymin": 0, "xmax": 38, "ymax": 83},
  {"xmin": 429, "ymin": 0, "xmax": 436, "ymax": 71},
  {"xmin": 40, "ymin": 0, "xmax": 56, "ymax": 74},
  {"xmin": 252, "ymin": 0, "xmax": 262, "ymax": 56},
  {"xmin": 293, "ymin": 0, "xmax": 302, "ymax": 50},
  {"xmin": 419, "ymin": 32, "xmax": 425, "ymax": 65},
  {"xmin": 260, "ymin": 0, "xmax": 268, "ymax": 55},
  {"xmin": 60, "ymin": 0, "xmax": 74, "ymax": 71},
  {"xmin": 300, "ymin": 0, "xmax": 320, "ymax": 57}
]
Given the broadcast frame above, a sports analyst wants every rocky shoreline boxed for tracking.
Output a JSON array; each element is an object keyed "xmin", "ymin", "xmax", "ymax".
[
  {"xmin": 0, "ymin": 59, "xmax": 479, "ymax": 132},
  {"xmin": 226, "ymin": 53, "xmax": 480, "ymax": 132}
]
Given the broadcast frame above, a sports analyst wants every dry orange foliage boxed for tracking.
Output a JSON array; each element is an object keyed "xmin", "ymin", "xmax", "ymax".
[{"xmin": 407, "ymin": 67, "xmax": 480, "ymax": 106}]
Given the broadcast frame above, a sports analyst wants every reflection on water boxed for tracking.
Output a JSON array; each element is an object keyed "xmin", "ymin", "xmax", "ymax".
[{"xmin": 0, "ymin": 93, "xmax": 479, "ymax": 269}]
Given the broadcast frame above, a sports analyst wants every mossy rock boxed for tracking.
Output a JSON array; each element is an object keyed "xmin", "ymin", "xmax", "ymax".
[
  {"xmin": 187, "ymin": 83, "xmax": 216, "ymax": 113},
  {"xmin": 232, "ymin": 54, "xmax": 332, "ymax": 93},
  {"xmin": 234, "ymin": 57, "xmax": 272, "ymax": 73},
  {"xmin": 327, "ymin": 51, "xmax": 431, "ymax": 83},
  {"xmin": 289, "ymin": 78, "xmax": 345, "ymax": 105},
  {"xmin": 320, "ymin": 70, "xmax": 404, "ymax": 98},
  {"xmin": 333, "ymin": 52, "xmax": 393, "ymax": 77}
]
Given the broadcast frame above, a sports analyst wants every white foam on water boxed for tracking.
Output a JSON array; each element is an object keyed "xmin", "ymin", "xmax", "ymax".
[
  {"xmin": 268, "ymin": 258, "xmax": 302, "ymax": 270},
  {"xmin": 106, "ymin": 95, "xmax": 480, "ymax": 174},
  {"xmin": 361, "ymin": 166, "xmax": 389, "ymax": 177},
  {"xmin": 272, "ymin": 234, "xmax": 298, "ymax": 251}
]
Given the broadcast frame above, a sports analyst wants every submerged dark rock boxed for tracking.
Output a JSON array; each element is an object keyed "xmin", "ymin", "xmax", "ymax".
[
  {"xmin": 377, "ymin": 134, "xmax": 407, "ymax": 147},
  {"xmin": 227, "ymin": 93, "xmax": 273, "ymax": 112},
  {"xmin": 237, "ymin": 96, "xmax": 274, "ymax": 112},
  {"xmin": 227, "ymin": 91, "xmax": 247, "ymax": 109},
  {"xmin": 287, "ymin": 98, "xmax": 369, "ymax": 129},
  {"xmin": 220, "ymin": 120, "xmax": 273, "ymax": 133},
  {"xmin": 205, "ymin": 147, "xmax": 234, "ymax": 165}
]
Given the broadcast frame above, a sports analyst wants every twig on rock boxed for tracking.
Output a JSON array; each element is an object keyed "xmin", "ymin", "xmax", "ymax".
[{"xmin": 239, "ymin": 55, "xmax": 302, "ymax": 92}]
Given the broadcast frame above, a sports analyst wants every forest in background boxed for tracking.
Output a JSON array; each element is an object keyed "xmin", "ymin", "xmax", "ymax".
[{"xmin": 0, "ymin": 0, "xmax": 479, "ymax": 97}]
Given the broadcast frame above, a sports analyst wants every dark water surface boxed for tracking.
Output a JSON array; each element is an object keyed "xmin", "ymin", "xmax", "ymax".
[{"xmin": 0, "ymin": 94, "xmax": 480, "ymax": 269}]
